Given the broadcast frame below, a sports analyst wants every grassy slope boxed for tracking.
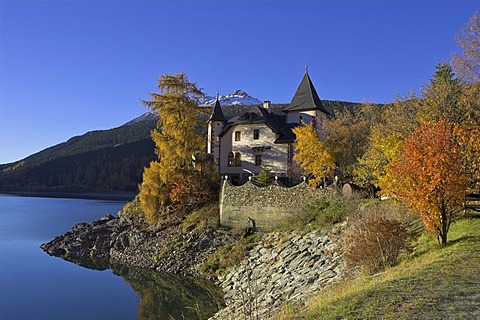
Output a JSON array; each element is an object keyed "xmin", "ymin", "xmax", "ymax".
[{"xmin": 280, "ymin": 216, "xmax": 480, "ymax": 320}]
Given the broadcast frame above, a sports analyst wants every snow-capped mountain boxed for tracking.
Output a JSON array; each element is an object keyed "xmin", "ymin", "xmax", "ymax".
[
  {"xmin": 201, "ymin": 90, "xmax": 262, "ymax": 106},
  {"xmin": 126, "ymin": 90, "xmax": 263, "ymax": 125},
  {"xmin": 124, "ymin": 111, "xmax": 158, "ymax": 126}
]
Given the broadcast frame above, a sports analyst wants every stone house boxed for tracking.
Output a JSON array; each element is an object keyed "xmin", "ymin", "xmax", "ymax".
[{"xmin": 207, "ymin": 71, "xmax": 329, "ymax": 180}]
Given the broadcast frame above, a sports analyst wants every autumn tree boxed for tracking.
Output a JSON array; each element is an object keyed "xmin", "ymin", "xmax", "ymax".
[
  {"xmin": 293, "ymin": 123, "xmax": 335, "ymax": 188},
  {"xmin": 451, "ymin": 12, "xmax": 480, "ymax": 129},
  {"xmin": 452, "ymin": 12, "xmax": 480, "ymax": 83},
  {"xmin": 138, "ymin": 161, "xmax": 171, "ymax": 223},
  {"xmin": 384, "ymin": 119, "xmax": 479, "ymax": 247},
  {"xmin": 354, "ymin": 95, "xmax": 421, "ymax": 193},
  {"xmin": 138, "ymin": 73, "xmax": 217, "ymax": 223},
  {"xmin": 322, "ymin": 102, "xmax": 382, "ymax": 176}
]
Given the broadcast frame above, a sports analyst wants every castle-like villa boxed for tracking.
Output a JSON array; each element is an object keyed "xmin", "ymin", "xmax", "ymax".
[{"xmin": 207, "ymin": 71, "xmax": 328, "ymax": 179}]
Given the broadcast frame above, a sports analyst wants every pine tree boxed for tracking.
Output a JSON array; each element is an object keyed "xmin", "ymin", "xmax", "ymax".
[
  {"xmin": 419, "ymin": 62, "xmax": 465, "ymax": 124},
  {"xmin": 254, "ymin": 165, "xmax": 273, "ymax": 187}
]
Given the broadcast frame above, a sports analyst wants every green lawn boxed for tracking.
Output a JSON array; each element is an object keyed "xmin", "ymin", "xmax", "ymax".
[{"xmin": 279, "ymin": 216, "xmax": 480, "ymax": 320}]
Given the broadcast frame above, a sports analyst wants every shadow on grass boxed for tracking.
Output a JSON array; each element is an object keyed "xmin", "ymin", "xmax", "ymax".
[{"xmin": 447, "ymin": 235, "xmax": 480, "ymax": 246}]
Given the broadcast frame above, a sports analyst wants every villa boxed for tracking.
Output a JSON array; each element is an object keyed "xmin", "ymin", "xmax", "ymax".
[{"xmin": 206, "ymin": 70, "xmax": 329, "ymax": 180}]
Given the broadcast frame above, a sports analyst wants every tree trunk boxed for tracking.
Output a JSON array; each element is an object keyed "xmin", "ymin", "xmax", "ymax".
[
  {"xmin": 440, "ymin": 231, "xmax": 448, "ymax": 247},
  {"xmin": 440, "ymin": 208, "xmax": 448, "ymax": 247}
]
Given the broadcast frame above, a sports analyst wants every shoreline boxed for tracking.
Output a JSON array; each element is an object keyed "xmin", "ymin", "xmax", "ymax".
[{"xmin": 0, "ymin": 191, "xmax": 137, "ymax": 201}]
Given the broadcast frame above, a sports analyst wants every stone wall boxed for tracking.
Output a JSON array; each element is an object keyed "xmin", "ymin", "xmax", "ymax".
[{"xmin": 219, "ymin": 180, "xmax": 330, "ymax": 231}]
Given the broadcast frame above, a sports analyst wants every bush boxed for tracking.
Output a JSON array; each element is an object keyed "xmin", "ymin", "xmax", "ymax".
[
  {"xmin": 169, "ymin": 171, "xmax": 218, "ymax": 216},
  {"xmin": 341, "ymin": 202, "xmax": 413, "ymax": 274},
  {"xmin": 199, "ymin": 234, "xmax": 260, "ymax": 276},
  {"xmin": 181, "ymin": 203, "xmax": 220, "ymax": 232},
  {"xmin": 306, "ymin": 197, "xmax": 347, "ymax": 225}
]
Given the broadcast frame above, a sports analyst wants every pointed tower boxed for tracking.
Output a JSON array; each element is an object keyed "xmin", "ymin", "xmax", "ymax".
[
  {"xmin": 283, "ymin": 70, "xmax": 329, "ymax": 125},
  {"xmin": 207, "ymin": 97, "xmax": 226, "ymax": 171}
]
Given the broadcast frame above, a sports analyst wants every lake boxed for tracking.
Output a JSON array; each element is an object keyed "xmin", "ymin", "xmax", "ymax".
[{"xmin": 0, "ymin": 194, "xmax": 222, "ymax": 320}]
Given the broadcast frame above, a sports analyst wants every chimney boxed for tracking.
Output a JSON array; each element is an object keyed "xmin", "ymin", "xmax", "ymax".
[{"xmin": 263, "ymin": 100, "xmax": 271, "ymax": 110}]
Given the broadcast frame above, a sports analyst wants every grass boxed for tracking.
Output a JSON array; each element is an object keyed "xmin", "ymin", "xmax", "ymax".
[{"xmin": 277, "ymin": 216, "xmax": 480, "ymax": 320}]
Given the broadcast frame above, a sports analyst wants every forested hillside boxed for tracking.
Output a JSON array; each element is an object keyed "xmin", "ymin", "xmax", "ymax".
[{"xmin": 0, "ymin": 120, "xmax": 157, "ymax": 193}]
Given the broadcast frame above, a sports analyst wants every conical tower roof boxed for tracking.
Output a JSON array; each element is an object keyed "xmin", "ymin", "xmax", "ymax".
[
  {"xmin": 283, "ymin": 71, "xmax": 329, "ymax": 114},
  {"xmin": 207, "ymin": 98, "xmax": 226, "ymax": 122}
]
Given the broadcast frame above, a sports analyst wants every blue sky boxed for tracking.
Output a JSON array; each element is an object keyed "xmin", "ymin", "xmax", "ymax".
[{"xmin": 0, "ymin": 1, "xmax": 478, "ymax": 164}]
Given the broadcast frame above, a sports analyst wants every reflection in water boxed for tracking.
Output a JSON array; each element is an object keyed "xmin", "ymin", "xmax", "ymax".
[
  {"xmin": 113, "ymin": 264, "xmax": 224, "ymax": 320},
  {"xmin": 67, "ymin": 257, "xmax": 224, "ymax": 319}
]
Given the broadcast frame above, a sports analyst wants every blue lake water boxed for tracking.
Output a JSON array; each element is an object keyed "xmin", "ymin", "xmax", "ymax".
[{"xmin": 0, "ymin": 194, "xmax": 222, "ymax": 320}]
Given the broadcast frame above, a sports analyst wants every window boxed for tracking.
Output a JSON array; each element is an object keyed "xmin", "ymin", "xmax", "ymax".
[
  {"xmin": 228, "ymin": 152, "xmax": 235, "ymax": 167},
  {"xmin": 234, "ymin": 152, "xmax": 241, "ymax": 166},
  {"xmin": 253, "ymin": 129, "xmax": 259, "ymax": 140},
  {"xmin": 255, "ymin": 155, "xmax": 262, "ymax": 166},
  {"xmin": 235, "ymin": 131, "xmax": 241, "ymax": 141}
]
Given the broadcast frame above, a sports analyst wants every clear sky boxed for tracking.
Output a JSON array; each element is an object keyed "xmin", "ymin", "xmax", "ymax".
[{"xmin": 0, "ymin": 1, "xmax": 478, "ymax": 164}]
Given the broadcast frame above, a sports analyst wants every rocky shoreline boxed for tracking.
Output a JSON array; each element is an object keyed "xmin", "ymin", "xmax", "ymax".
[{"xmin": 40, "ymin": 209, "xmax": 235, "ymax": 278}]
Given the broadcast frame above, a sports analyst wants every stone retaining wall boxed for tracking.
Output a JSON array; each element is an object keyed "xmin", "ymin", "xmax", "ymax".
[
  {"xmin": 219, "ymin": 180, "xmax": 330, "ymax": 231},
  {"xmin": 209, "ymin": 227, "xmax": 346, "ymax": 319}
]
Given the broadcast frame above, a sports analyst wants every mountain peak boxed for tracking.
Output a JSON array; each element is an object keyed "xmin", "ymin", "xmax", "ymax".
[
  {"xmin": 228, "ymin": 89, "xmax": 248, "ymax": 97},
  {"xmin": 201, "ymin": 90, "xmax": 262, "ymax": 107}
]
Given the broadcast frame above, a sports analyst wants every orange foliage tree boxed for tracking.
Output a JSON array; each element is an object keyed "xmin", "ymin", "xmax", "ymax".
[
  {"xmin": 385, "ymin": 119, "xmax": 478, "ymax": 247},
  {"xmin": 169, "ymin": 171, "xmax": 217, "ymax": 215}
]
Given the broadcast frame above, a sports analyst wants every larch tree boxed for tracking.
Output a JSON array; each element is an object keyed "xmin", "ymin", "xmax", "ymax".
[
  {"xmin": 144, "ymin": 72, "xmax": 206, "ymax": 183},
  {"xmin": 384, "ymin": 119, "xmax": 478, "ymax": 247},
  {"xmin": 293, "ymin": 123, "xmax": 335, "ymax": 188},
  {"xmin": 138, "ymin": 72, "xmax": 216, "ymax": 223}
]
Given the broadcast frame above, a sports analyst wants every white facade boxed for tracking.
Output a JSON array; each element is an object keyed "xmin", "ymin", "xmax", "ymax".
[{"xmin": 219, "ymin": 123, "xmax": 289, "ymax": 177}]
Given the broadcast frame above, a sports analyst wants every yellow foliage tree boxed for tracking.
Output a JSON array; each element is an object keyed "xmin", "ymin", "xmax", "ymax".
[
  {"xmin": 144, "ymin": 72, "xmax": 206, "ymax": 184},
  {"xmin": 354, "ymin": 95, "xmax": 421, "ymax": 193},
  {"xmin": 138, "ymin": 161, "xmax": 171, "ymax": 224},
  {"xmin": 323, "ymin": 102, "xmax": 382, "ymax": 175},
  {"xmin": 138, "ymin": 73, "xmax": 216, "ymax": 223},
  {"xmin": 293, "ymin": 123, "xmax": 335, "ymax": 188}
]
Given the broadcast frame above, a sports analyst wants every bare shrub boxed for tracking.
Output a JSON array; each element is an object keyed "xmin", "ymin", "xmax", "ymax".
[{"xmin": 341, "ymin": 201, "xmax": 413, "ymax": 274}]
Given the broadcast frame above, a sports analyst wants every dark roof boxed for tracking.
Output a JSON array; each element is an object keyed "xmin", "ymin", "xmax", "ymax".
[
  {"xmin": 219, "ymin": 105, "xmax": 295, "ymax": 143},
  {"xmin": 207, "ymin": 98, "xmax": 226, "ymax": 122},
  {"xmin": 283, "ymin": 72, "xmax": 329, "ymax": 114}
]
